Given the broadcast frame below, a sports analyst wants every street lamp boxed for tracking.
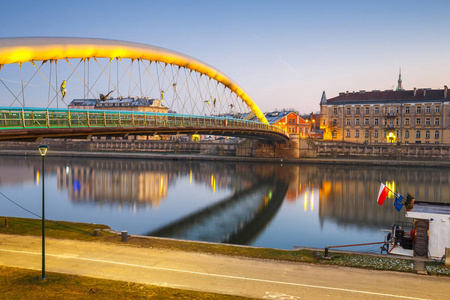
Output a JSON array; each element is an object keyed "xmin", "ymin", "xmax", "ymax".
[{"xmin": 38, "ymin": 145, "xmax": 49, "ymax": 279}]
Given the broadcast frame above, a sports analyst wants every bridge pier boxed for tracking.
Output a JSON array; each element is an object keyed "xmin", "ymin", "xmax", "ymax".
[{"xmin": 237, "ymin": 134, "xmax": 317, "ymax": 158}]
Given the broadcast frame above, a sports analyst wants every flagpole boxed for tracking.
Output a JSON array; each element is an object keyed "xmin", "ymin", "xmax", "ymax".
[{"xmin": 377, "ymin": 180, "xmax": 399, "ymax": 197}]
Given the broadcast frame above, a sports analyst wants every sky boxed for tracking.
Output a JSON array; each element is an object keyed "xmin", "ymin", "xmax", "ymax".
[{"xmin": 1, "ymin": 0, "xmax": 450, "ymax": 114}]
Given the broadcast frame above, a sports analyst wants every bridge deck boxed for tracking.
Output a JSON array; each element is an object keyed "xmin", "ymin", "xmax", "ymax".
[{"xmin": 0, "ymin": 107, "xmax": 289, "ymax": 141}]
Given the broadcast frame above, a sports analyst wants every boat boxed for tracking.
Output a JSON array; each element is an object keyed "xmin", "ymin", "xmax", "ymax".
[{"xmin": 381, "ymin": 201, "xmax": 450, "ymax": 260}]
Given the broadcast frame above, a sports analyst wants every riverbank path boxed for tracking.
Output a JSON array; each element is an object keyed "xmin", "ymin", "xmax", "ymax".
[{"xmin": 0, "ymin": 234, "xmax": 449, "ymax": 299}]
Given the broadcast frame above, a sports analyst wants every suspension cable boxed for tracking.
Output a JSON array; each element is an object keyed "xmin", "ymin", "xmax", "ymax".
[{"xmin": 20, "ymin": 63, "xmax": 25, "ymax": 107}]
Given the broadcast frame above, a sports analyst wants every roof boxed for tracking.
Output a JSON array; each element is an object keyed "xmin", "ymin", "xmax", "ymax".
[
  {"xmin": 410, "ymin": 201, "xmax": 450, "ymax": 216},
  {"xmin": 326, "ymin": 88, "xmax": 449, "ymax": 105},
  {"xmin": 264, "ymin": 111, "xmax": 308, "ymax": 125}
]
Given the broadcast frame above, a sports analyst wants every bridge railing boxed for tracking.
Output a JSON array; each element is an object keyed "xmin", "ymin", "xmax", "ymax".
[{"xmin": 0, "ymin": 107, "xmax": 288, "ymax": 137}]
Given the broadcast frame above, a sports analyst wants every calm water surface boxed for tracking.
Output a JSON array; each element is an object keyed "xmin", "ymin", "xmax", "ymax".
[{"xmin": 1, "ymin": 155, "xmax": 448, "ymax": 252}]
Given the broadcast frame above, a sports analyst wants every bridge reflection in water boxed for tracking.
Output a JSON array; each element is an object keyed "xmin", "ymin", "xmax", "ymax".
[
  {"xmin": 0, "ymin": 156, "xmax": 448, "ymax": 249},
  {"xmin": 148, "ymin": 179, "xmax": 288, "ymax": 244}
]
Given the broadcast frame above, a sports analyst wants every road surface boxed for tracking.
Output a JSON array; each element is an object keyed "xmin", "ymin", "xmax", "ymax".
[{"xmin": 0, "ymin": 234, "xmax": 448, "ymax": 299}]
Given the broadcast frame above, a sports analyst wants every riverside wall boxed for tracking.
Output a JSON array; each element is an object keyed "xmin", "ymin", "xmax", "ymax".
[
  {"xmin": 0, "ymin": 138, "xmax": 449, "ymax": 160},
  {"xmin": 236, "ymin": 136, "xmax": 450, "ymax": 160}
]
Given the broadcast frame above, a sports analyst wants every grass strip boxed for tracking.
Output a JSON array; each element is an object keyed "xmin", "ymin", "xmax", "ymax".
[{"xmin": 0, "ymin": 266, "xmax": 251, "ymax": 300}]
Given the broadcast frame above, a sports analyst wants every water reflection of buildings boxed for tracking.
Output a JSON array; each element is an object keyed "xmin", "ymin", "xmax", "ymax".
[
  {"xmin": 53, "ymin": 159, "xmax": 256, "ymax": 208},
  {"xmin": 57, "ymin": 166, "xmax": 169, "ymax": 207},
  {"xmin": 316, "ymin": 166, "xmax": 450, "ymax": 228}
]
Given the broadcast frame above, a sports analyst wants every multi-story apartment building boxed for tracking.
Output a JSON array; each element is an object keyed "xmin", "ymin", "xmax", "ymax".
[{"xmin": 320, "ymin": 86, "xmax": 450, "ymax": 144}]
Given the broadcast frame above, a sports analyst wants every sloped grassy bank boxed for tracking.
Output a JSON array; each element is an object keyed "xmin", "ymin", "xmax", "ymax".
[{"xmin": 1, "ymin": 216, "xmax": 448, "ymax": 276}]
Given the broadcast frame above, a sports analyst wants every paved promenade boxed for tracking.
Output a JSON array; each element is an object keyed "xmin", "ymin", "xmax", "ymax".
[{"xmin": 0, "ymin": 234, "xmax": 449, "ymax": 299}]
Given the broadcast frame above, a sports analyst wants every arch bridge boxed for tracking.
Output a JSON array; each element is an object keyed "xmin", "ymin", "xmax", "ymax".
[{"xmin": 0, "ymin": 37, "xmax": 288, "ymax": 141}]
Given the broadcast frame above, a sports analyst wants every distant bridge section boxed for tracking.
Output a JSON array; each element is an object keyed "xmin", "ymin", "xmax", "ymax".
[{"xmin": 0, "ymin": 107, "xmax": 289, "ymax": 142}]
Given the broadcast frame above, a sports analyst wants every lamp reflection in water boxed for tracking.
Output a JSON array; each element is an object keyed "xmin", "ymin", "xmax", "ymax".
[{"xmin": 38, "ymin": 145, "xmax": 49, "ymax": 279}]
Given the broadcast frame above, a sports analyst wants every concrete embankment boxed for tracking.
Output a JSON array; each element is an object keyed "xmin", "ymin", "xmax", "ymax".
[{"xmin": 0, "ymin": 149, "xmax": 449, "ymax": 168}]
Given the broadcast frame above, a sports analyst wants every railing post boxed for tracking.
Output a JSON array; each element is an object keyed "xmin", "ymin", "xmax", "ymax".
[
  {"xmin": 86, "ymin": 111, "xmax": 90, "ymax": 127},
  {"xmin": 103, "ymin": 111, "xmax": 107, "ymax": 127},
  {"xmin": 68, "ymin": 110, "xmax": 71, "ymax": 128},
  {"xmin": 46, "ymin": 110, "xmax": 50, "ymax": 128},
  {"xmin": 132, "ymin": 112, "xmax": 135, "ymax": 127},
  {"xmin": 118, "ymin": 111, "xmax": 121, "ymax": 127},
  {"xmin": 21, "ymin": 109, "xmax": 25, "ymax": 128}
]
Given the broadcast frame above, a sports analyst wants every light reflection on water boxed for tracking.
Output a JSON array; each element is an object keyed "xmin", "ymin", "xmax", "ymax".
[{"xmin": 0, "ymin": 155, "xmax": 448, "ymax": 252}]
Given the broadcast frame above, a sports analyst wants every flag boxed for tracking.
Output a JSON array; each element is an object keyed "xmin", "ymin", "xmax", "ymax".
[
  {"xmin": 394, "ymin": 194, "xmax": 404, "ymax": 212},
  {"xmin": 377, "ymin": 182, "xmax": 390, "ymax": 205}
]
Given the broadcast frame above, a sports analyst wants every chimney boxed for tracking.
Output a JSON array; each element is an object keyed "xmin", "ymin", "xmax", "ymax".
[
  {"xmin": 423, "ymin": 89, "xmax": 426, "ymax": 97},
  {"xmin": 445, "ymin": 85, "xmax": 448, "ymax": 98},
  {"xmin": 413, "ymin": 87, "xmax": 417, "ymax": 97}
]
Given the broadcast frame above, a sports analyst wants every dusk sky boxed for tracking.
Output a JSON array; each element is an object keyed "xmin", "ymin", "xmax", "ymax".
[{"xmin": 1, "ymin": 0, "xmax": 450, "ymax": 114}]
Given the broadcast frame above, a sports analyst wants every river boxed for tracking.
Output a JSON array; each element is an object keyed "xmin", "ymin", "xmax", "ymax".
[{"xmin": 1, "ymin": 155, "xmax": 448, "ymax": 252}]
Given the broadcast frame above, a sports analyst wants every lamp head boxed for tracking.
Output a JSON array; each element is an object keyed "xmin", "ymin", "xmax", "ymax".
[{"xmin": 38, "ymin": 145, "xmax": 49, "ymax": 156}]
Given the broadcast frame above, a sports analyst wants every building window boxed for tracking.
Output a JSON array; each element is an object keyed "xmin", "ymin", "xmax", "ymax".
[
  {"xmin": 435, "ymin": 131, "xmax": 440, "ymax": 139},
  {"xmin": 375, "ymin": 118, "xmax": 379, "ymax": 126},
  {"xmin": 405, "ymin": 130, "xmax": 409, "ymax": 138},
  {"xmin": 405, "ymin": 118, "xmax": 410, "ymax": 126},
  {"xmin": 426, "ymin": 118, "xmax": 431, "ymax": 125},
  {"xmin": 384, "ymin": 107, "xmax": 388, "ymax": 114},
  {"xmin": 396, "ymin": 119, "xmax": 399, "ymax": 125},
  {"xmin": 389, "ymin": 119, "xmax": 394, "ymax": 126},
  {"xmin": 332, "ymin": 130, "xmax": 337, "ymax": 138},
  {"xmin": 436, "ymin": 106, "xmax": 440, "ymax": 113},
  {"xmin": 405, "ymin": 106, "xmax": 410, "ymax": 114},
  {"xmin": 347, "ymin": 107, "xmax": 351, "ymax": 114},
  {"xmin": 426, "ymin": 130, "xmax": 430, "ymax": 139},
  {"xmin": 396, "ymin": 107, "xmax": 399, "ymax": 113},
  {"xmin": 374, "ymin": 130, "xmax": 379, "ymax": 138},
  {"xmin": 417, "ymin": 106, "xmax": 421, "ymax": 113},
  {"xmin": 346, "ymin": 119, "xmax": 350, "ymax": 126},
  {"xmin": 355, "ymin": 119, "xmax": 360, "ymax": 126},
  {"xmin": 323, "ymin": 119, "xmax": 325, "ymax": 126},
  {"xmin": 416, "ymin": 131, "xmax": 421, "ymax": 138},
  {"xmin": 389, "ymin": 107, "xmax": 394, "ymax": 113},
  {"xmin": 426, "ymin": 106, "xmax": 431, "ymax": 113},
  {"xmin": 365, "ymin": 130, "xmax": 369, "ymax": 138},
  {"xmin": 356, "ymin": 107, "xmax": 360, "ymax": 114},
  {"xmin": 435, "ymin": 118, "xmax": 440, "ymax": 126},
  {"xmin": 365, "ymin": 107, "xmax": 369, "ymax": 114},
  {"xmin": 333, "ymin": 107, "xmax": 337, "ymax": 114},
  {"xmin": 346, "ymin": 129, "xmax": 350, "ymax": 137},
  {"xmin": 364, "ymin": 119, "xmax": 369, "ymax": 126},
  {"xmin": 416, "ymin": 118, "xmax": 421, "ymax": 125},
  {"xmin": 375, "ymin": 107, "xmax": 379, "ymax": 114},
  {"xmin": 355, "ymin": 130, "xmax": 359, "ymax": 137},
  {"xmin": 333, "ymin": 119, "xmax": 337, "ymax": 126}
]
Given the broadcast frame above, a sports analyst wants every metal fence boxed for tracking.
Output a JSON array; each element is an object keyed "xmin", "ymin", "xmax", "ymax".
[{"xmin": 0, "ymin": 107, "xmax": 288, "ymax": 137}]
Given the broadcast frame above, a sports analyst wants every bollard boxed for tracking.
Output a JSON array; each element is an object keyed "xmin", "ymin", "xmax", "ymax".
[
  {"xmin": 323, "ymin": 247, "xmax": 330, "ymax": 259},
  {"xmin": 5, "ymin": 218, "xmax": 8, "ymax": 228},
  {"xmin": 121, "ymin": 231, "xmax": 128, "ymax": 242},
  {"xmin": 446, "ymin": 248, "xmax": 450, "ymax": 268},
  {"xmin": 94, "ymin": 229, "xmax": 101, "ymax": 236}
]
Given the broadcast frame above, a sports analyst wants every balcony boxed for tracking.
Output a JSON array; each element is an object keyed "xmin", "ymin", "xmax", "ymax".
[{"xmin": 383, "ymin": 112, "xmax": 397, "ymax": 118}]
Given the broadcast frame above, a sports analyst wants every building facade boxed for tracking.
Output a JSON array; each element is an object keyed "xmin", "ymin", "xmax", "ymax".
[
  {"xmin": 68, "ymin": 97, "xmax": 168, "ymax": 113},
  {"xmin": 320, "ymin": 87, "xmax": 450, "ymax": 144},
  {"xmin": 265, "ymin": 111, "xmax": 310, "ymax": 137}
]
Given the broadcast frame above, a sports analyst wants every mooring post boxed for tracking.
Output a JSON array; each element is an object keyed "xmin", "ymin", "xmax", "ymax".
[
  {"xmin": 121, "ymin": 231, "xmax": 128, "ymax": 242},
  {"xmin": 324, "ymin": 247, "xmax": 329, "ymax": 259}
]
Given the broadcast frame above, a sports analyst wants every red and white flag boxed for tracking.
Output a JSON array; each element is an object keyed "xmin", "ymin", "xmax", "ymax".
[{"xmin": 377, "ymin": 183, "xmax": 390, "ymax": 205}]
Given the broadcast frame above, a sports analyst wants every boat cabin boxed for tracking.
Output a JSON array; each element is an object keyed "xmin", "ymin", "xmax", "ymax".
[{"xmin": 404, "ymin": 201, "xmax": 450, "ymax": 259}]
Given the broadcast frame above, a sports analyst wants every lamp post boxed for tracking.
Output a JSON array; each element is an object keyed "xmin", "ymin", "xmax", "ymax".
[{"xmin": 38, "ymin": 145, "xmax": 49, "ymax": 279}]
